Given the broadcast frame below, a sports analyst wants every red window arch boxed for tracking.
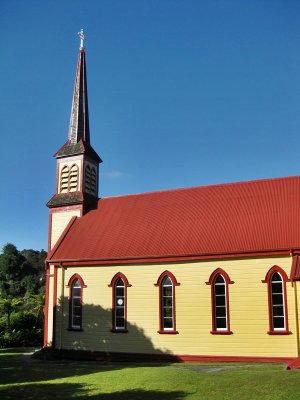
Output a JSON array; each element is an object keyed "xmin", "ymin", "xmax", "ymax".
[
  {"xmin": 155, "ymin": 271, "xmax": 180, "ymax": 334},
  {"xmin": 108, "ymin": 273, "xmax": 131, "ymax": 332},
  {"xmin": 262, "ymin": 266, "xmax": 290, "ymax": 335},
  {"xmin": 66, "ymin": 274, "xmax": 86, "ymax": 330},
  {"xmin": 206, "ymin": 268, "xmax": 233, "ymax": 335}
]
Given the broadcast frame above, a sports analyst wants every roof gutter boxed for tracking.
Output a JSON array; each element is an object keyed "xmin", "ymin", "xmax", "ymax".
[{"xmin": 47, "ymin": 248, "xmax": 298, "ymax": 267}]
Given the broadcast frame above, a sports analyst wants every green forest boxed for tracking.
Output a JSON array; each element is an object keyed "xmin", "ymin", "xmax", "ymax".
[{"xmin": 0, "ymin": 243, "xmax": 46, "ymax": 348}]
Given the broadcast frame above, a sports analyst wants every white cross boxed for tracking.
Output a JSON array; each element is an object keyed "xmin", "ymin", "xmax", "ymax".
[{"xmin": 78, "ymin": 28, "xmax": 85, "ymax": 48}]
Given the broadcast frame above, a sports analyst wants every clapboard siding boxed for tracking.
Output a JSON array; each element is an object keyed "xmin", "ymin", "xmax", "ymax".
[{"xmin": 50, "ymin": 255, "xmax": 298, "ymax": 357}]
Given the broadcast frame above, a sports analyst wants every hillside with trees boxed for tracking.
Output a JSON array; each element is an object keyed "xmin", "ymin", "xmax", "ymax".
[{"xmin": 0, "ymin": 243, "xmax": 46, "ymax": 347}]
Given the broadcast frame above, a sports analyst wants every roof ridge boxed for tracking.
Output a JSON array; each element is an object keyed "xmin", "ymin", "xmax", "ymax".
[{"xmin": 99, "ymin": 174, "xmax": 300, "ymax": 201}]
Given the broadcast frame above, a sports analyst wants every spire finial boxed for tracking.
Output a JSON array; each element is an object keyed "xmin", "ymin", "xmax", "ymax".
[{"xmin": 78, "ymin": 28, "xmax": 85, "ymax": 49}]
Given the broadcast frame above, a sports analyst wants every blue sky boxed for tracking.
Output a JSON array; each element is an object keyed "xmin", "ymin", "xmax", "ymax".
[{"xmin": 0, "ymin": 0, "xmax": 299, "ymax": 252}]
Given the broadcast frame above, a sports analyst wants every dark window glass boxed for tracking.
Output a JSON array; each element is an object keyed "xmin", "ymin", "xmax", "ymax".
[
  {"xmin": 161, "ymin": 276, "xmax": 174, "ymax": 330},
  {"xmin": 213, "ymin": 275, "xmax": 228, "ymax": 330},
  {"xmin": 71, "ymin": 279, "xmax": 82, "ymax": 329},
  {"xmin": 270, "ymin": 272, "xmax": 286, "ymax": 330},
  {"xmin": 114, "ymin": 278, "xmax": 126, "ymax": 329}
]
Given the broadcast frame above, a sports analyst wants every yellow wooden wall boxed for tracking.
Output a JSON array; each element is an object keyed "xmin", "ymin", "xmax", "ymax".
[
  {"xmin": 49, "ymin": 256, "xmax": 300, "ymax": 358},
  {"xmin": 50, "ymin": 210, "xmax": 81, "ymax": 250}
]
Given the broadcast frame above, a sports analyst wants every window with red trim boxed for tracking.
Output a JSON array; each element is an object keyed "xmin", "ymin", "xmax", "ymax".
[
  {"xmin": 263, "ymin": 266, "xmax": 290, "ymax": 334},
  {"xmin": 67, "ymin": 274, "xmax": 86, "ymax": 330},
  {"xmin": 207, "ymin": 269, "xmax": 233, "ymax": 334},
  {"xmin": 108, "ymin": 273, "xmax": 131, "ymax": 332},
  {"xmin": 155, "ymin": 271, "xmax": 180, "ymax": 334}
]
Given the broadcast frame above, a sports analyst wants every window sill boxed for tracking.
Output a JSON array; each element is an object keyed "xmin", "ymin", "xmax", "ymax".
[
  {"xmin": 110, "ymin": 329, "xmax": 128, "ymax": 333},
  {"xmin": 157, "ymin": 330, "xmax": 179, "ymax": 334},
  {"xmin": 67, "ymin": 328, "xmax": 83, "ymax": 332},
  {"xmin": 210, "ymin": 330, "xmax": 233, "ymax": 335},
  {"xmin": 267, "ymin": 330, "xmax": 292, "ymax": 335}
]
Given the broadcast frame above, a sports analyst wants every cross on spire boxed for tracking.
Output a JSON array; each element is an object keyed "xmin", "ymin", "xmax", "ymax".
[{"xmin": 78, "ymin": 28, "xmax": 85, "ymax": 49}]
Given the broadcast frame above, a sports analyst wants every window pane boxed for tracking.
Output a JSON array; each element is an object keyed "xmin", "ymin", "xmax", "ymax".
[
  {"xmin": 163, "ymin": 297, "xmax": 173, "ymax": 307},
  {"xmin": 272, "ymin": 282, "xmax": 283, "ymax": 294},
  {"xmin": 163, "ymin": 277, "xmax": 172, "ymax": 286},
  {"xmin": 215, "ymin": 306, "xmax": 226, "ymax": 317},
  {"xmin": 215, "ymin": 295, "xmax": 225, "ymax": 306},
  {"xmin": 72, "ymin": 298, "xmax": 81, "ymax": 307},
  {"xmin": 73, "ymin": 305, "xmax": 81, "ymax": 313},
  {"xmin": 214, "ymin": 284, "xmax": 225, "ymax": 295},
  {"xmin": 273, "ymin": 317, "xmax": 285, "ymax": 329},
  {"xmin": 272, "ymin": 272, "xmax": 281, "ymax": 282},
  {"xmin": 116, "ymin": 287, "xmax": 124, "ymax": 297},
  {"xmin": 215, "ymin": 275, "xmax": 225, "ymax": 284},
  {"xmin": 163, "ymin": 318, "xmax": 173, "ymax": 329},
  {"xmin": 116, "ymin": 278, "xmax": 124, "ymax": 286},
  {"xmin": 273, "ymin": 305, "xmax": 284, "ymax": 317},
  {"xmin": 73, "ymin": 316, "xmax": 81, "ymax": 326},
  {"xmin": 272, "ymin": 294, "xmax": 283, "ymax": 305},
  {"xmin": 116, "ymin": 317, "xmax": 125, "ymax": 328},
  {"xmin": 163, "ymin": 307, "xmax": 173, "ymax": 318},
  {"xmin": 116, "ymin": 307, "xmax": 124, "ymax": 317},
  {"xmin": 216, "ymin": 317, "xmax": 227, "ymax": 329},
  {"xmin": 162, "ymin": 286, "xmax": 172, "ymax": 297}
]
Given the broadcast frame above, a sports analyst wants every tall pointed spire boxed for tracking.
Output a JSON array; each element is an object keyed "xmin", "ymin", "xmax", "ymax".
[
  {"xmin": 47, "ymin": 29, "xmax": 101, "ymax": 224},
  {"xmin": 68, "ymin": 29, "xmax": 90, "ymax": 144}
]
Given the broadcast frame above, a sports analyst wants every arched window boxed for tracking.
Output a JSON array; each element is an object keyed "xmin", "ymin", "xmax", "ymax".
[
  {"xmin": 155, "ymin": 271, "xmax": 180, "ymax": 334},
  {"xmin": 60, "ymin": 164, "xmax": 79, "ymax": 193},
  {"xmin": 60, "ymin": 166, "xmax": 69, "ymax": 193},
  {"xmin": 108, "ymin": 273, "xmax": 131, "ymax": 332},
  {"xmin": 263, "ymin": 266, "xmax": 290, "ymax": 334},
  {"xmin": 206, "ymin": 269, "xmax": 233, "ymax": 334},
  {"xmin": 67, "ymin": 274, "xmax": 86, "ymax": 330},
  {"xmin": 85, "ymin": 165, "xmax": 91, "ymax": 192},
  {"xmin": 69, "ymin": 164, "xmax": 79, "ymax": 192}
]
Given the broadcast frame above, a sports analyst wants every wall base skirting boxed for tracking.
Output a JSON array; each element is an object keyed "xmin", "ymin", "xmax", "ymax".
[
  {"xmin": 40, "ymin": 347, "xmax": 296, "ymax": 367},
  {"xmin": 286, "ymin": 357, "xmax": 300, "ymax": 369}
]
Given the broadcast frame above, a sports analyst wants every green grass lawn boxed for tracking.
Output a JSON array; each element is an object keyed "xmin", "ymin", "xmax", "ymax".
[{"xmin": 1, "ymin": 348, "xmax": 300, "ymax": 400}]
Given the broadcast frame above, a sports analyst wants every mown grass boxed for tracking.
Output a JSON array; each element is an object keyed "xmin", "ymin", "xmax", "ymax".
[{"xmin": 1, "ymin": 348, "xmax": 300, "ymax": 399}]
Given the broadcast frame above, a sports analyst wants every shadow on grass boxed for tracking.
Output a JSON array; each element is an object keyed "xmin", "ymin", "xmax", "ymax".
[
  {"xmin": 1, "ymin": 299, "xmax": 183, "ymax": 386},
  {"xmin": 0, "ymin": 383, "xmax": 187, "ymax": 400},
  {"xmin": 0, "ymin": 355, "xmax": 143, "ymax": 385},
  {"xmin": 0, "ymin": 300, "xmax": 182, "ymax": 388}
]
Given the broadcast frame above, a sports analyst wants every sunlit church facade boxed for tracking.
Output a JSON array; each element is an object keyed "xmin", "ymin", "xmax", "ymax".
[{"xmin": 44, "ymin": 32, "xmax": 300, "ymax": 368}]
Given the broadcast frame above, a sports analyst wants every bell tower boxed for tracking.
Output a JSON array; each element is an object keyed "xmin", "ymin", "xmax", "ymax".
[{"xmin": 47, "ymin": 30, "xmax": 102, "ymax": 251}]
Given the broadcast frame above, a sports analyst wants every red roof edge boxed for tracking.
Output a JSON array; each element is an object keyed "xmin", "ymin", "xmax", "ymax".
[
  {"xmin": 47, "ymin": 216, "xmax": 78, "ymax": 261},
  {"xmin": 291, "ymin": 255, "xmax": 300, "ymax": 281},
  {"xmin": 48, "ymin": 248, "xmax": 294, "ymax": 267}
]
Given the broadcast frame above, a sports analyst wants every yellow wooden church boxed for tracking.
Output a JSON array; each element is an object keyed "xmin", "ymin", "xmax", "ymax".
[{"xmin": 44, "ymin": 32, "xmax": 300, "ymax": 368}]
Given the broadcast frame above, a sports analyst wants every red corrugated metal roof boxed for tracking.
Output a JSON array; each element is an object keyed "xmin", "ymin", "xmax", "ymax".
[{"xmin": 48, "ymin": 176, "xmax": 300, "ymax": 264}]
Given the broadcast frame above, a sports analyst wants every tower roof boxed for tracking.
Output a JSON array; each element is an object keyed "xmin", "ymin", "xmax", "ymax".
[{"xmin": 54, "ymin": 30, "xmax": 101, "ymax": 163}]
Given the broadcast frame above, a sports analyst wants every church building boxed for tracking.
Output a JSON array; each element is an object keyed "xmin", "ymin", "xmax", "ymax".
[{"xmin": 44, "ymin": 32, "xmax": 300, "ymax": 368}]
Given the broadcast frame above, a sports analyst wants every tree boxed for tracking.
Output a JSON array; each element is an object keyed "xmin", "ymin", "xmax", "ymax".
[
  {"xmin": 0, "ymin": 243, "xmax": 47, "ymax": 347},
  {"xmin": 0, "ymin": 244, "xmax": 46, "ymax": 298},
  {"xmin": 0, "ymin": 244, "xmax": 27, "ymax": 298},
  {"xmin": 27, "ymin": 293, "xmax": 45, "ymax": 324},
  {"xmin": 0, "ymin": 298, "xmax": 22, "ymax": 331}
]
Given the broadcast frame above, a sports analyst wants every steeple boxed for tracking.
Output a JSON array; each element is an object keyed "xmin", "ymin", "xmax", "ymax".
[
  {"xmin": 47, "ymin": 30, "xmax": 102, "ymax": 251},
  {"xmin": 68, "ymin": 29, "xmax": 90, "ymax": 145}
]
